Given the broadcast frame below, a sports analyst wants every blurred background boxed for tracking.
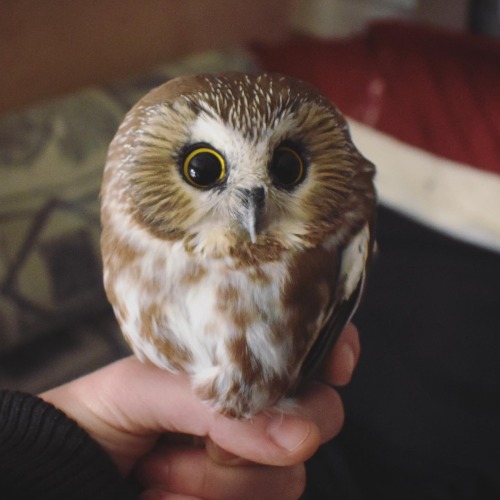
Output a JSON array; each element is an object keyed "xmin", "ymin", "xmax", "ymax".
[
  {"xmin": 294, "ymin": 0, "xmax": 470, "ymax": 35},
  {"xmin": 1, "ymin": 1, "xmax": 499, "ymax": 498}
]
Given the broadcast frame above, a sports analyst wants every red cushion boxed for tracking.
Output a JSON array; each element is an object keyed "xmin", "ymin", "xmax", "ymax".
[{"xmin": 253, "ymin": 21, "xmax": 500, "ymax": 176}]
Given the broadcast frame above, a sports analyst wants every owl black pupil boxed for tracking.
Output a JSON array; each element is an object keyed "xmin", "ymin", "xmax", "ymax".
[
  {"xmin": 271, "ymin": 149, "xmax": 303, "ymax": 188},
  {"xmin": 188, "ymin": 152, "xmax": 222, "ymax": 187}
]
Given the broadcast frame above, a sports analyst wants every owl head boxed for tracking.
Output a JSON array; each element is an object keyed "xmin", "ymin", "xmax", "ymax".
[{"xmin": 103, "ymin": 72, "xmax": 375, "ymax": 259}]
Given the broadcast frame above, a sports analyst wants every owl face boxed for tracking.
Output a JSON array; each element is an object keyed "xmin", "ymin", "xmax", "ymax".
[{"xmin": 113, "ymin": 73, "xmax": 374, "ymax": 258}]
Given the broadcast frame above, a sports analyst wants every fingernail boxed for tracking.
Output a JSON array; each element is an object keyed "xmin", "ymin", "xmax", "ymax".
[{"xmin": 267, "ymin": 416, "xmax": 311, "ymax": 452}]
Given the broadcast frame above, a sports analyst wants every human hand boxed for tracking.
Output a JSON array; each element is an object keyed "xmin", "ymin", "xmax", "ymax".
[{"xmin": 40, "ymin": 323, "xmax": 360, "ymax": 499}]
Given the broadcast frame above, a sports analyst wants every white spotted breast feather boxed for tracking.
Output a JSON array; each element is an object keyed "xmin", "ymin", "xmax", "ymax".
[{"xmin": 100, "ymin": 72, "xmax": 377, "ymax": 419}]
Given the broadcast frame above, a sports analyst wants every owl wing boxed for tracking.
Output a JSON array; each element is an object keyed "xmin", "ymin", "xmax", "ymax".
[
  {"xmin": 298, "ymin": 224, "xmax": 372, "ymax": 389},
  {"xmin": 298, "ymin": 272, "xmax": 364, "ymax": 387}
]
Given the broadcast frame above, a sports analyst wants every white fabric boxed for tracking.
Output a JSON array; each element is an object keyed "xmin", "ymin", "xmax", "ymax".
[{"xmin": 348, "ymin": 119, "xmax": 500, "ymax": 253}]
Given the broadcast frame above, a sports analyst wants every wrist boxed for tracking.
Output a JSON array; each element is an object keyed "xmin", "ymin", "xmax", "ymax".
[{"xmin": 40, "ymin": 360, "xmax": 156, "ymax": 475}]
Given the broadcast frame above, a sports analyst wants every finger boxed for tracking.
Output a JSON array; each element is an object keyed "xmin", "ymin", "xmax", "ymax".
[
  {"xmin": 208, "ymin": 379, "xmax": 343, "ymax": 466},
  {"xmin": 322, "ymin": 322, "xmax": 360, "ymax": 386},
  {"xmin": 205, "ymin": 437, "xmax": 250, "ymax": 466},
  {"xmin": 293, "ymin": 382, "xmax": 344, "ymax": 444},
  {"xmin": 205, "ymin": 387, "xmax": 342, "ymax": 465},
  {"xmin": 206, "ymin": 386, "xmax": 343, "ymax": 466},
  {"xmin": 136, "ymin": 445, "xmax": 305, "ymax": 500}
]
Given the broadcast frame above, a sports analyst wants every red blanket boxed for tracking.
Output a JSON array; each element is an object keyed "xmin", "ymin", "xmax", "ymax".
[{"xmin": 253, "ymin": 21, "xmax": 500, "ymax": 176}]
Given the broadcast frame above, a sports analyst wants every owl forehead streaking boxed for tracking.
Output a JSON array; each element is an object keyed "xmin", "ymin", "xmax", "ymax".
[{"xmin": 101, "ymin": 72, "xmax": 376, "ymax": 418}]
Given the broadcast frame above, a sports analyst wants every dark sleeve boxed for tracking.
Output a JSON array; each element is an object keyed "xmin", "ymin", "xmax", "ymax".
[{"xmin": 0, "ymin": 390, "xmax": 138, "ymax": 500}]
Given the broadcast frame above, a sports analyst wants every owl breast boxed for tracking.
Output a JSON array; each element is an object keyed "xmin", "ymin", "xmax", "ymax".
[{"xmin": 104, "ymin": 221, "xmax": 342, "ymax": 418}]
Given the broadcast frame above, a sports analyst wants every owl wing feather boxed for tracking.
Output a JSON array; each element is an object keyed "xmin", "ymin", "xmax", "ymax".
[
  {"xmin": 297, "ymin": 272, "xmax": 364, "ymax": 390},
  {"xmin": 296, "ymin": 223, "xmax": 372, "ymax": 390}
]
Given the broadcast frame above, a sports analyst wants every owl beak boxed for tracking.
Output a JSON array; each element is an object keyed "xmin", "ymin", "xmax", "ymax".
[{"xmin": 236, "ymin": 186, "xmax": 266, "ymax": 243}]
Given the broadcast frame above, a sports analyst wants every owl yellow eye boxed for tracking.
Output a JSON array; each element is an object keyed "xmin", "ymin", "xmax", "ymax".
[
  {"xmin": 182, "ymin": 146, "xmax": 226, "ymax": 189},
  {"xmin": 270, "ymin": 145, "xmax": 305, "ymax": 189}
]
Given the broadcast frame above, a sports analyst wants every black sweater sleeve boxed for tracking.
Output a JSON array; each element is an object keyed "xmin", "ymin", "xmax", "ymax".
[{"xmin": 0, "ymin": 390, "xmax": 137, "ymax": 500}]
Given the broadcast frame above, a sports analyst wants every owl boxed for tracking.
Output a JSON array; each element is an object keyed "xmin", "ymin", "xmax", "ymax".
[{"xmin": 101, "ymin": 72, "xmax": 376, "ymax": 419}]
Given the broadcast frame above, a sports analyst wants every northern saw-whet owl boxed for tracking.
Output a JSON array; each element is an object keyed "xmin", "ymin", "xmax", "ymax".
[{"xmin": 101, "ymin": 72, "xmax": 376, "ymax": 419}]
